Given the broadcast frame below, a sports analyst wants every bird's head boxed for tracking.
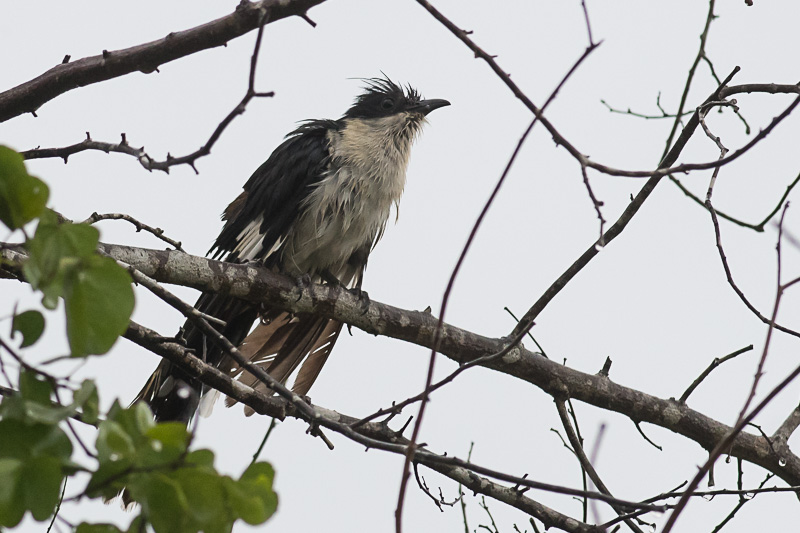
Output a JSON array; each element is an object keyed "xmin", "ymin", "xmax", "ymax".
[
  {"xmin": 343, "ymin": 77, "xmax": 450, "ymax": 120},
  {"xmin": 339, "ymin": 77, "xmax": 449, "ymax": 150}
]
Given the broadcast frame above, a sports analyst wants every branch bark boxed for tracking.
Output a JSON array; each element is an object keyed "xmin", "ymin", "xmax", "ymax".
[
  {"xmin": 3, "ymin": 242, "xmax": 796, "ymax": 489},
  {"xmin": 0, "ymin": 0, "xmax": 326, "ymax": 122}
]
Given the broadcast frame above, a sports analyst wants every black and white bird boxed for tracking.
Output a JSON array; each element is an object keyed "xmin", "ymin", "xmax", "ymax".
[{"xmin": 135, "ymin": 77, "xmax": 449, "ymax": 422}]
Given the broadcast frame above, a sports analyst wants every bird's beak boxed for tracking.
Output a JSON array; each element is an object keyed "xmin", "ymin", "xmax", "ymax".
[{"xmin": 410, "ymin": 99, "xmax": 451, "ymax": 116}]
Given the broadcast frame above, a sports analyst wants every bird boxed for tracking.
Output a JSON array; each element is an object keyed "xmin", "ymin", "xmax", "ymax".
[{"xmin": 134, "ymin": 77, "xmax": 449, "ymax": 422}]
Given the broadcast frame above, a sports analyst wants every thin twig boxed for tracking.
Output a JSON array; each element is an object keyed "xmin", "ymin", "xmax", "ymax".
[
  {"xmin": 632, "ymin": 421, "xmax": 662, "ymax": 451},
  {"xmin": 0, "ymin": 0, "xmax": 323, "ymax": 122},
  {"xmin": 22, "ymin": 8, "xmax": 276, "ymax": 174},
  {"xmin": 512, "ymin": 65, "xmax": 742, "ymax": 340},
  {"xmin": 503, "ymin": 307, "xmax": 548, "ymax": 358},
  {"xmin": 251, "ymin": 417, "xmax": 278, "ymax": 464},
  {"xmin": 555, "ymin": 399, "xmax": 645, "ymax": 532},
  {"xmin": 732, "ymin": 204, "xmax": 792, "ymax": 430},
  {"xmin": 668, "ymin": 171, "xmax": 800, "ymax": 232},
  {"xmin": 661, "ymin": 332, "xmax": 800, "ymax": 530},
  {"xmin": 679, "ymin": 345, "xmax": 754, "ymax": 403},
  {"xmin": 706, "ymin": 201, "xmax": 800, "ymax": 339},
  {"xmin": 82, "ymin": 212, "xmax": 183, "ymax": 251},
  {"xmin": 600, "ymin": 98, "xmax": 692, "ymax": 120},
  {"xmin": 395, "ymin": 29, "xmax": 602, "ymax": 529},
  {"xmin": 459, "ymin": 442, "xmax": 473, "ymax": 533}
]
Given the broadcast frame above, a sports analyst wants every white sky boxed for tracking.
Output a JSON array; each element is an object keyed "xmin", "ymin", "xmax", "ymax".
[{"xmin": 2, "ymin": 1, "xmax": 800, "ymax": 532}]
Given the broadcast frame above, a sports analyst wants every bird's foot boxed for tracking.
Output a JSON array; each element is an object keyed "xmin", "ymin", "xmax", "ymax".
[
  {"xmin": 349, "ymin": 287, "xmax": 370, "ymax": 315},
  {"xmin": 294, "ymin": 273, "xmax": 312, "ymax": 302}
]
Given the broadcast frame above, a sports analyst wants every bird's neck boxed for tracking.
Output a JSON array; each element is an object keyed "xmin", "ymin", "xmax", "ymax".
[{"xmin": 330, "ymin": 114, "xmax": 424, "ymax": 197}]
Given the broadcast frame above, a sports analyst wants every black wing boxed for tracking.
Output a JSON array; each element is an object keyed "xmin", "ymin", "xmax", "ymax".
[{"xmin": 209, "ymin": 120, "xmax": 337, "ymax": 263}]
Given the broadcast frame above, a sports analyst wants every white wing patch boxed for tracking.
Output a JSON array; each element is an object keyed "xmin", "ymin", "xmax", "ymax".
[{"xmin": 232, "ymin": 214, "xmax": 285, "ymax": 262}]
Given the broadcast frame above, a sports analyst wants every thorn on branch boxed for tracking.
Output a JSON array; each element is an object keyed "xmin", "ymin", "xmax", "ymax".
[
  {"xmin": 398, "ymin": 416, "xmax": 413, "ymax": 435},
  {"xmin": 633, "ymin": 420, "xmax": 662, "ymax": 451},
  {"xmin": 102, "ymin": 49, "xmax": 110, "ymax": 59},
  {"xmin": 62, "ymin": 55, "xmax": 71, "ymax": 64},
  {"xmin": 300, "ymin": 12, "xmax": 316, "ymax": 27},
  {"xmin": 597, "ymin": 357, "xmax": 612, "ymax": 377}
]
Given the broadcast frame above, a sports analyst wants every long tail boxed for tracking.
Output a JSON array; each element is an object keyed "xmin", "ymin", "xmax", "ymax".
[
  {"xmin": 136, "ymin": 257, "xmax": 363, "ymax": 421},
  {"xmin": 224, "ymin": 310, "xmax": 343, "ymax": 415},
  {"xmin": 133, "ymin": 292, "xmax": 257, "ymax": 422}
]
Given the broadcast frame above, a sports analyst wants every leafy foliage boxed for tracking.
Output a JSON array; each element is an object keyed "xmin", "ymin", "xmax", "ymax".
[
  {"xmin": 0, "ymin": 146, "xmax": 49, "ymax": 230},
  {"xmin": 0, "ymin": 148, "xmax": 278, "ymax": 532},
  {"xmin": 0, "ymin": 371, "xmax": 80, "ymax": 527},
  {"xmin": 0, "ymin": 373, "xmax": 278, "ymax": 532},
  {"xmin": 10, "ymin": 309, "xmax": 45, "ymax": 348},
  {"xmin": 21, "ymin": 209, "xmax": 135, "ymax": 356}
]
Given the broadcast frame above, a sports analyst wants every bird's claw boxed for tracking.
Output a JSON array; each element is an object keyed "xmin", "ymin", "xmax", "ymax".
[
  {"xmin": 294, "ymin": 273, "xmax": 312, "ymax": 302},
  {"xmin": 349, "ymin": 287, "xmax": 370, "ymax": 315}
]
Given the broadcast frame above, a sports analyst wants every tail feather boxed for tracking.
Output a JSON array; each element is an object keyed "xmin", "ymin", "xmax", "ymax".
[
  {"xmin": 224, "ymin": 312, "xmax": 343, "ymax": 415},
  {"xmin": 133, "ymin": 292, "xmax": 257, "ymax": 423},
  {"xmin": 293, "ymin": 320, "xmax": 343, "ymax": 396},
  {"xmin": 138, "ymin": 262, "xmax": 364, "ymax": 421}
]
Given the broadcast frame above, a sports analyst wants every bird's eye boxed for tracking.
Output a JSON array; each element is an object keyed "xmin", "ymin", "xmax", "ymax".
[{"xmin": 381, "ymin": 98, "xmax": 394, "ymax": 110}]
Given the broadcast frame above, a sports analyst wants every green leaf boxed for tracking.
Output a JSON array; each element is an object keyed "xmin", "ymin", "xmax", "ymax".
[
  {"xmin": 0, "ymin": 146, "xmax": 49, "ymax": 230},
  {"xmin": 132, "ymin": 401, "xmax": 155, "ymax": 435},
  {"xmin": 64, "ymin": 254, "xmax": 134, "ymax": 356},
  {"xmin": 76, "ymin": 380, "xmax": 100, "ymax": 425},
  {"xmin": 96, "ymin": 420, "xmax": 136, "ymax": 464},
  {"xmin": 228, "ymin": 462, "xmax": 277, "ymax": 525},
  {"xmin": 0, "ymin": 418, "xmax": 72, "ymax": 462},
  {"xmin": 142, "ymin": 474, "xmax": 189, "ymax": 533},
  {"xmin": 0, "ymin": 458, "xmax": 24, "ymax": 527},
  {"xmin": 185, "ymin": 449, "xmax": 215, "ymax": 468},
  {"xmin": 22, "ymin": 211, "xmax": 99, "ymax": 306},
  {"xmin": 175, "ymin": 470, "xmax": 228, "ymax": 533},
  {"xmin": 145, "ymin": 423, "xmax": 190, "ymax": 452},
  {"xmin": 11, "ymin": 309, "xmax": 45, "ymax": 348},
  {"xmin": 137, "ymin": 423, "xmax": 189, "ymax": 469},
  {"xmin": 21, "ymin": 456, "xmax": 63, "ymax": 521},
  {"xmin": 19, "ymin": 369, "xmax": 52, "ymax": 405},
  {"xmin": 13, "ymin": 375, "xmax": 99, "ymax": 426}
]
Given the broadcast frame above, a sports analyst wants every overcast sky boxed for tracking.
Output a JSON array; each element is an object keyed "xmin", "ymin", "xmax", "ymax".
[{"xmin": 3, "ymin": 1, "xmax": 800, "ymax": 532}]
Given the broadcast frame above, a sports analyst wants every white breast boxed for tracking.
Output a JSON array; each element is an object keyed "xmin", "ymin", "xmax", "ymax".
[{"xmin": 280, "ymin": 113, "xmax": 424, "ymax": 280}]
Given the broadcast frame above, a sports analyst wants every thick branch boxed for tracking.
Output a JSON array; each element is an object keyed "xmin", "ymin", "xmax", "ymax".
[
  {"xmin": 125, "ymin": 320, "xmax": 599, "ymax": 533},
  {"xmin": 0, "ymin": 0, "xmax": 326, "ymax": 122},
  {"xmin": 4, "ymin": 242, "xmax": 795, "ymax": 489}
]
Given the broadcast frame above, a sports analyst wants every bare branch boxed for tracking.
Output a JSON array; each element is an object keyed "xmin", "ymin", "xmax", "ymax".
[
  {"xmin": 512, "ymin": 67, "xmax": 743, "ymax": 340},
  {"xmin": 772, "ymin": 403, "xmax": 800, "ymax": 449},
  {"xmin": 668, "ymin": 171, "xmax": 800, "ymax": 232},
  {"xmin": 678, "ymin": 345, "xmax": 754, "ymax": 403},
  {"xmin": 706, "ymin": 201, "xmax": 800, "ymax": 338},
  {"xmin": 123, "ymin": 320, "xmax": 621, "ymax": 533},
  {"xmin": 83, "ymin": 212, "xmax": 183, "ymax": 251},
  {"xmin": 395, "ymin": 32, "xmax": 602, "ymax": 531},
  {"xmin": 23, "ymin": 9, "xmax": 275, "ymax": 174},
  {"xmin": 0, "ymin": 0, "xmax": 326, "ymax": 122},
  {"xmin": 555, "ymin": 399, "xmax": 646, "ymax": 533},
  {"xmin": 5, "ymin": 242, "xmax": 800, "ymax": 494}
]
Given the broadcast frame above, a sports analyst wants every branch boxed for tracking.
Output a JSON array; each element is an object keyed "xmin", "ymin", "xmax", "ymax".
[
  {"xmin": 678, "ymin": 345, "xmax": 754, "ymax": 403},
  {"xmin": 0, "ymin": 0, "xmax": 325, "ymax": 122},
  {"xmin": 512, "ymin": 66, "xmax": 743, "ymax": 340},
  {"xmin": 124, "ymin": 320, "xmax": 604, "ymax": 533},
  {"xmin": 668, "ymin": 171, "xmax": 800, "ymax": 232},
  {"xmin": 5, "ymin": 242, "xmax": 798, "ymax": 490},
  {"xmin": 414, "ymin": 0, "xmax": 800, "ymax": 179},
  {"xmin": 22, "ymin": 7, "xmax": 276, "ymax": 174},
  {"xmin": 555, "ymin": 399, "xmax": 645, "ymax": 533},
  {"xmin": 83, "ymin": 212, "xmax": 184, "ymax": 251}
]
